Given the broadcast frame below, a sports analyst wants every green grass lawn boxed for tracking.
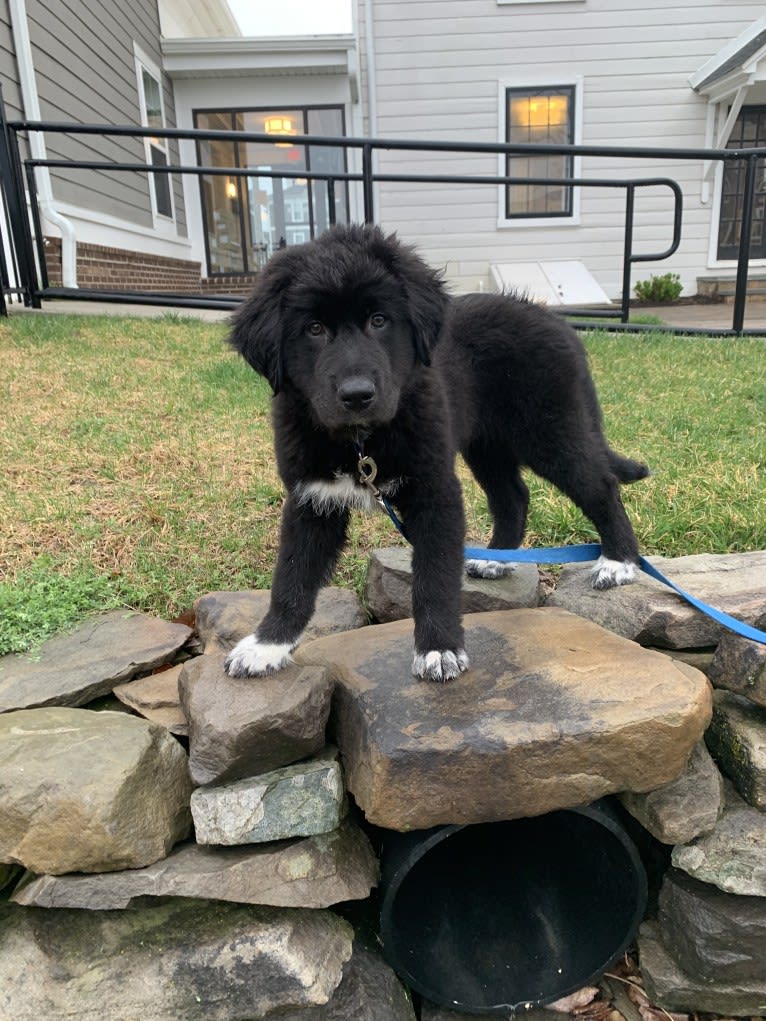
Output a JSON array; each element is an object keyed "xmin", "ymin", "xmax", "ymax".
[{"xmin": 1, "ymin": 310, "xmax": 765, "ymax": 655}]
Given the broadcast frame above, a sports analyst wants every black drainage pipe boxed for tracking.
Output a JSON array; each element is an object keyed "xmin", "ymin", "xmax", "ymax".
[{"xmin": 379, "ymin": 801, "xmax": 647, "ymax": 1015}]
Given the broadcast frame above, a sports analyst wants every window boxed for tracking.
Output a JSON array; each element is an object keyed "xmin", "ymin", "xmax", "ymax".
[
  {"xmin": 502, "ymin": 84, "xmax": 578, "ymax": 222},
  {"xmin": 194, "ymin": 106, "xmax": 349, "ymax": 276},
  {"xmin": 718, "ymin": 105, "xmax": 766, "ymax": 261},
  {"xmin": 135, "ymin": 49, "xmax": 174, "ymax": 226}
]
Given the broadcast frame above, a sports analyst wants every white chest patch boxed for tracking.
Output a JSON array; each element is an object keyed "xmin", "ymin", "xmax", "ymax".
[{"xmin": 294, "ymin": 473, "xmax": 400, "ymax": 515}]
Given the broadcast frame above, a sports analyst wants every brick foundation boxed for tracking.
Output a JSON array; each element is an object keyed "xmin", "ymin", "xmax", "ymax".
[{"xmin": 43, "ymin": 237, "xmax": 258, "ymax": 296}]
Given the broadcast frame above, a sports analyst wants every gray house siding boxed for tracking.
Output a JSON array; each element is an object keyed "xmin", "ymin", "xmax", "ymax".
[
  {"xmin": 20, "ymin": 0, "xmax": 185, "ymax": 235},
  {"xmin": 0, "ymin": 2, "xmax": 23, "ymax": 119}
]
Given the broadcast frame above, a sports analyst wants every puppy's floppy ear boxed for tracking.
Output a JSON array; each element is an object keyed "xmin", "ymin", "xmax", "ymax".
[
  {"xmin": 372, "ymin": 230, "xmax": 448, "ymax": 366},
  {"xmin": 228, "ymin": 257, "xmax": 291, "ymax": 393},
  {"xmin": 403, "ymin": 266, "xmax": 448, "ymax": 367}
]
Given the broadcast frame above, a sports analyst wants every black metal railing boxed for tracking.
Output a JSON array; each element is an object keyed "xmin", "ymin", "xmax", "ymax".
[{"xmin": 2, "ymin": 98, "xmax": 766, "ymax": 334}]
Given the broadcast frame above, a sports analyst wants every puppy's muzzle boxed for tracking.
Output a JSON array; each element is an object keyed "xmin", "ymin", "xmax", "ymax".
[{"xmin": 338, "ymin": 376, "xmax": 376, "ymax": 413}]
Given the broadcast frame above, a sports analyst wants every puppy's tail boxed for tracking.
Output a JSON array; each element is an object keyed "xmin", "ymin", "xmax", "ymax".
[{"xmin": 608, "ymin": 449, "xmax": 651, "ymax": 484}]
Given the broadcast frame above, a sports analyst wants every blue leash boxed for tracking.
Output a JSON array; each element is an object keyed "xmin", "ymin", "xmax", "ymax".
[
  {"xmin": 464, "ymin": 541, "xmax": 766, "ymax": 645},
  {"xmin": 384, "ymin": 502, "xmax": 766, "ymax": 646},
  {"xmin": 353, "ymin": 437, "xmax": 766, "ymax": 646}
]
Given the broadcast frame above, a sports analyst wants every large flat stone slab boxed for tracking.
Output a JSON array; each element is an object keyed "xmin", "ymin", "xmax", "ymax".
[
  {"xmin": 11, "ymin": 819, "xmax": 378, "ymax": 910},
  {"xmin": 0, "ymin": 899, "xmax": 352, "ymax": 1021},
  {"xmin": 708, "ymin": 631, "xmax": 766, "ymax": 707},
  {"xmin": 619, "ymin": 741, "xmax": 723, "ymax": 845},
  {"xmin": 365, "ymin": 546, "xmax": 540, "ymax": 623},
  {"xmin": 658, "ymin": 868, "xmax": 766, "ymax": 984},
  {"xmin": 191, "ymin": 747, "xmax": 346, "ymax": 846},
  {"xmin": 705, "ymin": 689, "xmax": 766, "ymax": 808},
  {"xmin": 672, "ymin": 785, "xmax": 766, "ymax": 896},
  {"xmin": 113, "ymin": 664, "xmax": 188, "ymax": 734},
  {"xmin": 0, "ymin": 611, "xmax": 192, "ymax": 713},
  {"xmin": 547, "ymin": 551, "xmax": 766, "ymax": 649},
  {"xmin": 295, "ymin": 608, "xmax": 712, "ymax": 830},
  {"xmin": 639, "ymin": 919, "xmax": 766, "ymax": 1017},
  {"xmin": 276, "ymin": 939, "xmax": 417, "ymax": 1021},
  {"xmin": 195, "ymin": 586, "xmax": 367, "ymax": 653},
  {"xmin": 0, "ymin": 707, "xmax": 192, "ymax": 874},
  {"xmin": 179, "ymin": 653, "xmax": 333, "ymax": 786}
]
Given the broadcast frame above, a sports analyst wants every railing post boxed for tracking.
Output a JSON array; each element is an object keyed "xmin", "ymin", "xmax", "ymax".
[
  {"xmin": 362, "ymin": 143, "xmax": 375, "ymax": 224},
  {"xmin": 621, "ymin": 184, "xmax": 636, "ymax": 323},
  {"xmin": 25, "ymin": 161, "xmax": 49, "ymax": 291},
  {"xmin": 0, "ymin": 87, "xmax": 39, "ymax": 307},
  {"xmin": 732, "ymin": 153, "xmax": 757, "ymax": 335},
  {"xmin": 327, "ymin": 178, "xmax": 337, "ymax": 226}
]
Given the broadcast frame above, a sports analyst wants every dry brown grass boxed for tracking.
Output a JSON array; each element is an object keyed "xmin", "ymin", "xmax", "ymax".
[{"xmin": 1, "ymin": 310, "xmax": 765, "ymax": 653}]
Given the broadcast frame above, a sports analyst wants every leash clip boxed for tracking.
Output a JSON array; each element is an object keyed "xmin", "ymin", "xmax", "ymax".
[{"xmin": 357, "ymin": 454, "xmax": 382, "ymax": 500}]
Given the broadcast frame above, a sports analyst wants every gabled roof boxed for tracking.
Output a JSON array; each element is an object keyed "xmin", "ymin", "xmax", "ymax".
[{"xmin": 690, "ymin": 17, "xmax": 766, "ymax": 99}]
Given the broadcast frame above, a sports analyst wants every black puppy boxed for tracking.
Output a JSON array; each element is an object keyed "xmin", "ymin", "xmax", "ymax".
[{"xmin": 225, "ymin": 224, "xmax": 648, "ymax": 682}]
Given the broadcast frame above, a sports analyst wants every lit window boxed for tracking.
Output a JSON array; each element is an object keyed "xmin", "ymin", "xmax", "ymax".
[{"xmin": 505, "ymin": 86, "xmax": 575, "ymax": 219}]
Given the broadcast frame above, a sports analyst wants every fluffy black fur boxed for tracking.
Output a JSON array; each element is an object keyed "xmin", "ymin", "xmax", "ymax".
[{"xmin": 225, "ymin": 224, "xmax": 648, "ymax": 682}]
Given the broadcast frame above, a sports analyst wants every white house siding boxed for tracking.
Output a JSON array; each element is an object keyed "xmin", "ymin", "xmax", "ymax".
[
  {"xmin": 356, "ymin": 0, "xmax": 766, "ymax": 298},
  {"xmin": 23, "ymin": 0, "xmax": 189, "ymax": 258}
]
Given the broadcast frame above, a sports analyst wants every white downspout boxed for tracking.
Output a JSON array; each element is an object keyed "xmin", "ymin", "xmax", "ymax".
[
  {"xmin": 9, "ymin": 0, "xmax": 77, "ymax": 287},
  {"xmin": 364, "ymin": 0, "xmax": 378, "ymax": 139},
  {"xmin": 363, "ymin": 0, "xmax": 381, "ymax": 220}
]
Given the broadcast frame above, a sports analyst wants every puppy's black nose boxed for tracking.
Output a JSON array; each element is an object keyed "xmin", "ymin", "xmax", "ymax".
[{"xmin": 338, "ymin": 376, "xmax": 376, "ymax": 410}]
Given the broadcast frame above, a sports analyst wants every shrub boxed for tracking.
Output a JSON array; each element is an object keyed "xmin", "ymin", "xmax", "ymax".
[{"xmin": 634, "ymin": 272, "xmax": 683, "ymax": 303}]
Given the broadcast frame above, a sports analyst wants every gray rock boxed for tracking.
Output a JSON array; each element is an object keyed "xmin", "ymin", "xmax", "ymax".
[
  {"xmin": 365, "ymin": 546, "xmax": 540, "ymax": 623},
  {"xmin": 277, "ymin": 939, "xmax": 417, "ymax": 1020},
  {"xmin": 709, "ymin": 632, "xmax": 766, "ymax": 707},
  {"xmin": 620, "ymin": 741, "xmax": 723, "ymax": 845},
  {"xmin": 192, "ymin": 747, "xmax": 346, "ymax": 846},
  {"xmin": 0, "ymin": 611, "xmax": 192, "ymax": 713},
  {"xmin": 0, "ymin": 899, "xmax": 352, "ymax": 1021},
  {"xmin": 11, "ymin": 819, "xmax": 378, "ymax": 909},
  {"xmin": 547, "ymin": 550, "xmax": 766, "ymax": 649},
  {"xmin": 194, "ymin": 587, "xmax": 367, "ymax": 653},
  {"xmin": 113, "ymin": 663, "xmax": 188, "ymax": 734},
  {"xmin": 657, "ymin": 868, "xmax": 766, "ymax": 984},
  {"xmin": 422, "ymin": 1006, "xmax": 557, "ymax": 1021},
  {"xmin": 296, "ymin": 607, "xmax": 712, "ymax": 830},
  {"xmin": 639, "ymin": 919, "xmax": 766, "ymax": 1017},
  {"xmin": 0, "ymin": 707, "xmax": 192, "ymax": 874},
  {"xmin": 705, "ymin": 689, "xmax": 766, "ymax": 808},
  {"xmin": 654, "ymin": 647, "xmax": 716, "ymax": 672},
  {"xmin": 179, "ymin": 652, "xmax": 333, "ymax": 786},
  {"xmin": 672, "ymin": 785, "xmax": 766, "ymax": 896}
]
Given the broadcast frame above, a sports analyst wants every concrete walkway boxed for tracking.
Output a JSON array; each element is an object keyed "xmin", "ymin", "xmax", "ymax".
[{"xmin": 5, "ymin": 296, "xmax": 766, "ymax": 334}]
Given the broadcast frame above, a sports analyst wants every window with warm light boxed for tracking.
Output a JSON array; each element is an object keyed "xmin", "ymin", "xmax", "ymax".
[{"xmin": 504, "ymin": 85, "xmax": 575, "ymax": 219}]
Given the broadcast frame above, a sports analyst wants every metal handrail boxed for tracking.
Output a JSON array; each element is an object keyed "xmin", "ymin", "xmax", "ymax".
[{"xmin": 0, "ymin": 109, "xmax": 763, "ymax": 332}]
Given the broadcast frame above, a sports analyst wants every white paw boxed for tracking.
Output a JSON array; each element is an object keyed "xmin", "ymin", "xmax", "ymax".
[
  {"xmin": 465, "ymin": 558, "xmax": 515, "ymax": 580},
  {"xmin": 591, "ymin": 556, "xmax": 636, "ymax": 590},
  {"xmin": 412, "ymin": 648, "xmax": 470, "ymax": 683},
  {"xmin": 224, "ymin": 635, "xmax": 294, "ymax": 677}
]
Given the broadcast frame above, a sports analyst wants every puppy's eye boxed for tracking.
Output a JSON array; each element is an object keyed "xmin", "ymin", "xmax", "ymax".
[
  {"xmin": 307, "ymin": 321, "xmax": 325, "ymax": 337},
  {"xmin": 369, "ymin": 313, "xmax": 387, "ymax": 329}
]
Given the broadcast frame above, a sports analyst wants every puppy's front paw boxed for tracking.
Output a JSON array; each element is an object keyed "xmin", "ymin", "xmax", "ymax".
[
  {"xmin": 465, "ymin": 558, "xmax": 514, "ymax": 580},
  {"xmin": 412, "ymin": 648, "xmax": 470, "ymax": 683},
  {"xmin": 591, "ymin": 556, "xmax": 637, "ymax": 590},
  {"xmin": 224, "ymin": 635, "xmax": 294, "ymax": 677}
]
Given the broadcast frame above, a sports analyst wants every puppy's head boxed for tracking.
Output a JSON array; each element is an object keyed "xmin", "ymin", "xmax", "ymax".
[{"xmin": 228, "ymin": 225, "xmax": 447, "ymax": 431}]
